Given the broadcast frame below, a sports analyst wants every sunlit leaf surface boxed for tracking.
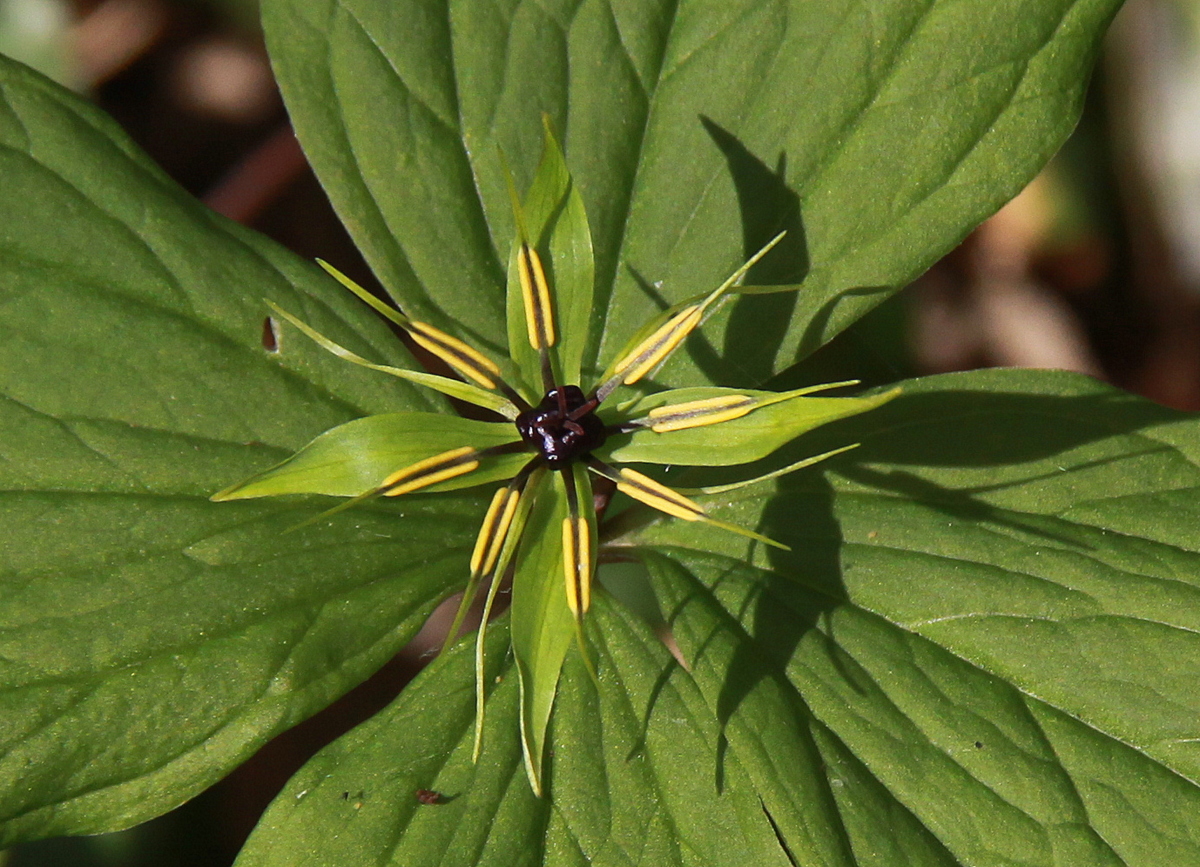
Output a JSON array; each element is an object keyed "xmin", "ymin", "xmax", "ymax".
[
  {"xmin": 8, "ymin": 1, "xmax": 1186, "ymax": 865},
  {"xmin": 238, "ymin": 370, "xmax": 1200, "ymax": 867},
  {"xmin": 0, "ymin": 52, "xmax": 479, "ymax": 842},
  {"xmin": 265, "ymin": 0, "xmax": 1120, "ymax": 385}
]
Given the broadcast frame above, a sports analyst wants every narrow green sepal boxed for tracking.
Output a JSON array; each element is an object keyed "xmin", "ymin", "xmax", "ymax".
[
  {"xmin": 603, "ymin": 386, "xmax": 900, "ymax": 467},
  {"xmin": 504, "ymin": 118, "xmax": 595, "ymax": 389},
  {"xmin": 211, "ymin": 413, "xmax": 525, "ymax": 501},
  {"xmin": 509, "ymin": 472, "xmax": 578, "ymax": 796}
]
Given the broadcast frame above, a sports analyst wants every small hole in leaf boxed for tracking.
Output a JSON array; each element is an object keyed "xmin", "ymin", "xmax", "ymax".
[
  {"xmin": 262, "ymin": 316, "xmax": 280, "ymax": 352},
  {"xmin": 975, "ymin": 741, "xmax": 984, "ymax": 749}
]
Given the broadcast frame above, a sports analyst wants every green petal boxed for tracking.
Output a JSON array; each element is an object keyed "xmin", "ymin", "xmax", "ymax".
[
  {"xmin": 509, "ymin": 471, "xmax": 578, "ymax": 795},
  {"xmin": 604, "ymin": 385, "xmax": 898, "ymax": 467},
  {"xmin": 505, "ymin": 120, "xmax": 595, "ymax": 392},
  {"xmin": 212, "ymin": 413, "xmax": 525, "ymax": 500}
]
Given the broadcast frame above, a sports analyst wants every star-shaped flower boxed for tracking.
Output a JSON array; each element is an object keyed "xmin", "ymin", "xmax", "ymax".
[{"xmin": 214, "ymin": 124, "xmax": 895, "ymax": 794}]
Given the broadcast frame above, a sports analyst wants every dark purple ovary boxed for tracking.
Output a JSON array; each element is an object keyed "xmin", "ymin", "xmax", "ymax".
[{"xmin": 515, "ymin": 385, "xmax": 607, "ymax": 469}]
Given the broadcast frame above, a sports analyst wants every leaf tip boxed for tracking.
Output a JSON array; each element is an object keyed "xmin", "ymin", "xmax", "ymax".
[
  {"xmin": 209, "ymin": 484, "xmax": 243, "ymax": 502},
  {"xmin": 540, "ymin": 112, "xmax": 562, "ymax": 152},
  {"xmin": 497, "ymin": 146, "xmax": 530, "ymax": 245}
]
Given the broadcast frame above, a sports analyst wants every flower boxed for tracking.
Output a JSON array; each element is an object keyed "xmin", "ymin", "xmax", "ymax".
[{"xmin": 213, "ymin": 124, "xmax": 895, "ymax": 794}]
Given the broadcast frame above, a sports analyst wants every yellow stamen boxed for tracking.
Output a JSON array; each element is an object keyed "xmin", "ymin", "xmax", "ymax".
[
  {"xmin": 406, "ymin": 321, "xmax": 502, "ymax": 389},
  {"xmin": 576, "ymin": 516, "xmax": 592, "ymax": 612},
  {"xmin": 518, "ymin": 243, "xmax": 556, "ymax": 350},
  {"xmin": 606, "ymin": 467, "xmax": 789, "ymax": 550},
  {"xmin": 316, "ymin": 259, "xmax": 510, "ymax": 394},
  {"xmin": 646, "ymin": 394, "xmax": 756, "ymax": 432},
  {"xmin": 614, "ymin": 468, "xmax": 705, "ymax": 521},
  {"xmin": 560, "ymin": 515, "xmax": 592, "ymax": 614},
  {"xmin": 613, "ymin": 305, "xmax": 703, "ymax": 385},
  {"xmin": 382, "ymin": 446, "xmax": 479, "ymax": 496},
  {"xmin": 481, "ymin": 488, "xmax": 521, "ymax": 576},
  {"xmin": 470, "ymin": 488, "xmax": 509, "ymax": 575},
  {"xmin": 561, "ymin": 518, "xmax": 579, "ymax": 614}
]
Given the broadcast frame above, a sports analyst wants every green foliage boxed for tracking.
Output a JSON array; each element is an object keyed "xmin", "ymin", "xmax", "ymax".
[
  {"xmin": 636, "ymin": 368, "xmax": 1200, "ymax": 866},
  {"xmin": 9, "ymin": 0, "xmax": 1198, "ymax": 865},
  {"xmin": 0, "ymin": 46, "xmax": 466, "ymax": 844},
  {"xmin": 235, "ymin": 369, "xmax": 1200, "ymax": 866},
  {"xmin": 262, "ymin": 0, "xmax": 1119, "ymax": 384}
]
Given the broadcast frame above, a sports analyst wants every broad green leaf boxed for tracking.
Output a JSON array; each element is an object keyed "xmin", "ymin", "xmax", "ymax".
[
  {"xmin": 0, "ymin": 54, "xmax": 477, "ymax": 843},
  {"xmin": 508, "ymin": 471, "xmax": 575, "ymax": 795},
  {"xmin": 213, "ymin": 412, "xmax": 526, "ymax": 499},
  {"xmin": 265, "ymin": 0, "xmax": 1121, "ymax": 386},
  {"xmin": 505, "ymin": 119, "xmax": 595, "ymax": 391},
  {"xmin": 233, "ymin": 626, "xmax": 550, "ymax": 867},
  {"xmin": 1, "ymin": 0, "xmax": 1154, "ymax": 862},
  {"xmin": 603, "ymin": 385, "xmax": 898, "ymax": 466},
  {"xmin": 629, "ymin": 368, "xmax": 1200, "ymax": 865},
  {"xmin": 235, "ymin": 601, "xmax": 825, "ymax": 867},
  {"xmin": 239, "ymin": 367, "xmax": 1200, "ymax": 867}
]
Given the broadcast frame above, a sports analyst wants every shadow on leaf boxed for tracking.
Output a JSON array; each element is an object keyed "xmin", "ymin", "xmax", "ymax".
[
  {"xmin": 617, "ymin": 372, "xmax": 1193, "ymax": 823},
  {"xmin": 815, "ymin": 384, "xmax": 1186, "ymax": 468},
  {"xmin": 672, "ymin": 119, "xmax": 810, "ymax": 386}
]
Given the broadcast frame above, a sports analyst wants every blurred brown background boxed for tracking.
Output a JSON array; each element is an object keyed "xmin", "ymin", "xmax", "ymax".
[{"xmin": 2, "ymin": 0, "xmax": 1199, "ymax": 863}]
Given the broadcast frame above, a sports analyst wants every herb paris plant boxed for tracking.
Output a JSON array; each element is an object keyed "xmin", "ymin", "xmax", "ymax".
[
  {"xmin": 11, "ymin": 0, "xmax": 1200, "ymax": 864},
  {"xmin": 214, "ymin": 124, "xmax": 896, "ymax": 794}
]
